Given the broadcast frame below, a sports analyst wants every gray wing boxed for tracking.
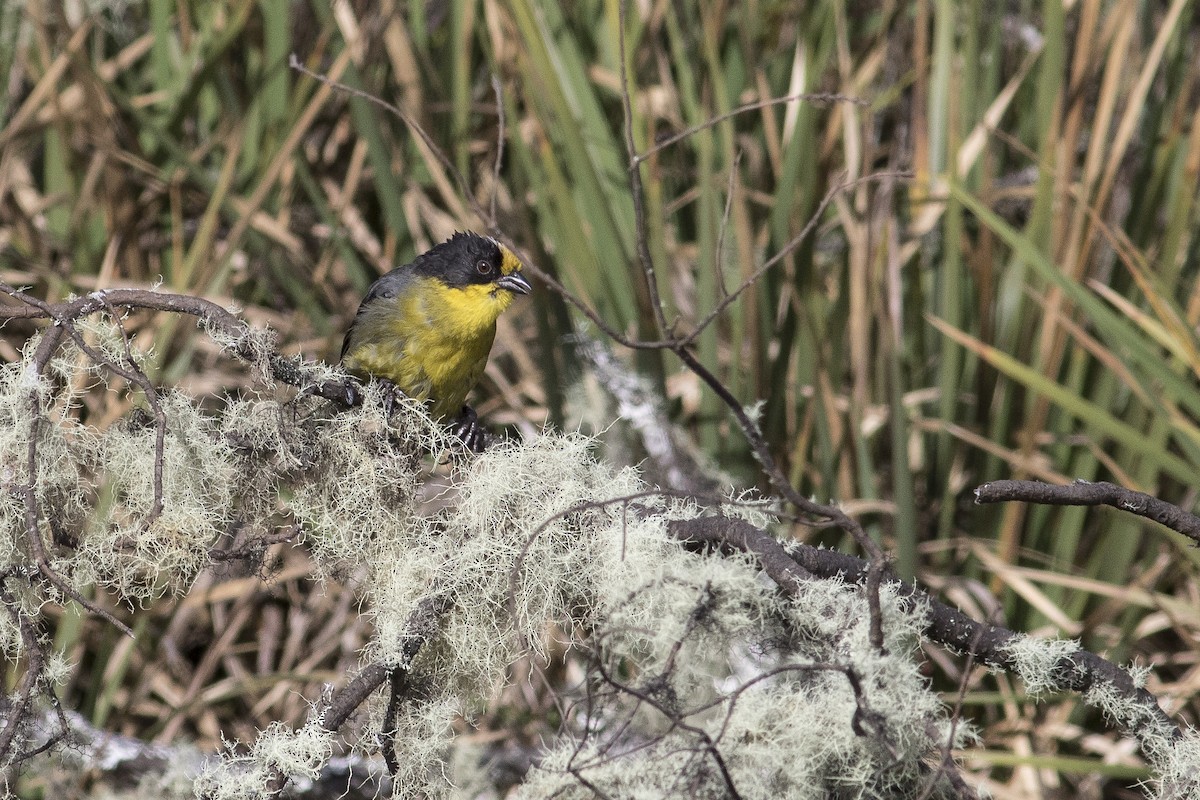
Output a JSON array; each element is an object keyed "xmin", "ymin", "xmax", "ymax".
[{"xmin": 340, "ymin": 268, "xmax": 418, "ymax": 360}]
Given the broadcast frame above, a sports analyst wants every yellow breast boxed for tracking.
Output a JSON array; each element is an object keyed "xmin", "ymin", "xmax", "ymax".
[{"xmin": 343, "ymin": 280, "xmax": 514, "ymax": 420}]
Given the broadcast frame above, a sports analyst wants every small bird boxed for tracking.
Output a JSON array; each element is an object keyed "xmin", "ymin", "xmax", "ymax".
[{"xmin": 341, "ymin": 232, "xmax": 531, "ymax": 451}]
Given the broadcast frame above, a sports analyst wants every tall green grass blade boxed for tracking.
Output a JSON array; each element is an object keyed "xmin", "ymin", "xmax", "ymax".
[{"xmin": 931, "ymin": 317, "xmax": 1197, "ymax": 485}]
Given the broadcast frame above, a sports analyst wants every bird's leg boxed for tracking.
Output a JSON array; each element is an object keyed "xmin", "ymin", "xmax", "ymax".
[
  {"xmin": 377, "ymin": 379, "xmax": 405, "ymax": 417},
  {"xmin": 448, "ymin": 405, "xmax": 489, "ymax": 453}
]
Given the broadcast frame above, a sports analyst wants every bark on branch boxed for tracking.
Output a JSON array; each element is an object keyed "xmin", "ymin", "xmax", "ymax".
[{"xmin": 975, "ymin": 479, "xmax": 1200, "ymax": 545}]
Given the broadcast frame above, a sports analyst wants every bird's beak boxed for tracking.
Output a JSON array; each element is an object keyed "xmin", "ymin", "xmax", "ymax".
[{"xmin": 496, "ymin": 272, "xmax": 532, "ymax": 295}]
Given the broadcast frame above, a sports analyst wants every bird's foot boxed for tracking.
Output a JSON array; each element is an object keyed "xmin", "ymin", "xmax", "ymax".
[
  {"xmin": 448, "ymin": 405, "xmax": 489, "ymax": 453},
  {"xmin": 366, "ymin": 379, "xmax": 405, "ymax": 417},
  {"xmin": 341, "ymin": 380, "xmax": 363, "ymax": 407}
]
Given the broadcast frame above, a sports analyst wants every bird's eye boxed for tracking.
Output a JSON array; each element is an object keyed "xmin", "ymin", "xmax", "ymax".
[{"xmin": 476, "ymin": 259, "xmax": 491, "ymax": 275}]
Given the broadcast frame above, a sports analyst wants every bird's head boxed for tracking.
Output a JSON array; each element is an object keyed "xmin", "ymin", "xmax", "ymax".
[
  {"xmin": 412, "ymin": 232, "xmax": 531, "ymax": 331},
  {"xmin": 416, "ymin": 232, "xmax": 531, "ymax": 299}
]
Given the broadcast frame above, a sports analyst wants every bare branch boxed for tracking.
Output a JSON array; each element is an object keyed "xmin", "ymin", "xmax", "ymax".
[
  {"xmin": 975, "ymin": 479, "xmax": 1200, "ymax": 544},
  {"xmin": 633, "ymin": 91, "xmax": 869, "ymax": 165},
  {"xmin": 681, "ymin": 171, "xmax": 912, "ymax": 347},
  {"xmin": 617, "ymin": 0, "xmax": 668, "ymax": 339}
]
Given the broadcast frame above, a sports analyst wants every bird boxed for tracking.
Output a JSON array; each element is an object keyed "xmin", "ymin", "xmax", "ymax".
[{"xmin": 340, "ymin": 231, "xmax": 531, "ymax": 451}]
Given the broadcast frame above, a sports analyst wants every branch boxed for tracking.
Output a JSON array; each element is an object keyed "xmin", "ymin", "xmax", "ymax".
[
  {"xmin": 609, "ymin": 2, "xmax": 892, "ymax": 652},
  {"xmin": 974, "ymin": 479, "xmax": 1200, "ymax": 545},
  {"xmin": 260, "ymin": 593, "xmax": 451, "ymax": 797},
  {"xmin": 16, "ymin": 322, "xmax": 136, "ymax": 637},
  {"xmin": 0, "ymin": 284, "xmax": 362, "ymax": 641},
  {"xmin": 667, "ymin": 515, "xmax": 1183, "ymax": 750},
  {"xmin": 0, "ymin": 285, "xmax": 360, "ymax": 405},
  {"xmin": 0, "ymin": 576, "xmax": 48, "ymax": 764}
]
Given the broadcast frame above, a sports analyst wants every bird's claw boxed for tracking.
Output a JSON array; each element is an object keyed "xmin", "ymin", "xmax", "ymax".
[
  {"xmin": 448, "ymin": 405, "xmax": 489, "ymax": 453},
  {"xmin": 378, "ymin": 379, "xmax": 404, "ymax": 417},
  {"xmin": 345, "ymin": 382, "xmax": 487, "ymax": 452}
]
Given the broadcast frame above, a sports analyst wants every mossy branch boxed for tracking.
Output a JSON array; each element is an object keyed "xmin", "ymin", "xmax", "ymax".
[
  {"xmin": 3, "ymin": 282, "xmax": 1196, "ymax": 797},
  {"xmin": 0, "ymin": 285, "xmax": 362, "ymax": 405},
  {"xmin": 669, "ymin": 514, "xmax": 1183, "ymax": 751}
]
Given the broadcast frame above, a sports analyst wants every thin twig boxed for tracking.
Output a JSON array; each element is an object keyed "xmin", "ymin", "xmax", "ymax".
[
  {"xmin": 15, "ymin": 323, "xmax": 135, "ymax": 637},
  {"xmin": 633, "ymin": 91, "xmax": 869, "ymax": 164},
  {"xmin": 713, "ymin": 149, "xmax": 742, "ymax": 299},
  {"xmin": 258, "ymin": 593, "xmax": 451, "ymax": 797},
  {"xmin": 681, "ymin": 171, "xmax": 912, "ymax": 347},
  {"xmin": 0, "ymin": 577, "xmax": 46, "ymax": 763},
  {"xmin": 0, "ymin": 285, "xmax": 357, "ymax": 405},
  {"xmin": 591, "ymin": 653, "xmax": 745, "ymax": 800},
  {"xmin": 617, "ymin": 0, "xmax": 668, "ymax": 338},
  {"xmin": 490, "ymin": 74, "xmax": 505, "ymax": 225},
  {"xmin": 98, "ymin": 295, "xmax": 167, "ymax": 524}
]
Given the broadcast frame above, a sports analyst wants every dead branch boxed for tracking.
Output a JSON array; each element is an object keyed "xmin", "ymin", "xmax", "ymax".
[{"xmin": 975, "ymin": 479, "xmax": 1200, "ymax": 545}]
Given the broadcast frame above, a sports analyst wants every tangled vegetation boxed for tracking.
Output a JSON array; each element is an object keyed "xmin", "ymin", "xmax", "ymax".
[{"xmin": 2, "ymin": 1, "xmax": 1200, "ymax": 798}]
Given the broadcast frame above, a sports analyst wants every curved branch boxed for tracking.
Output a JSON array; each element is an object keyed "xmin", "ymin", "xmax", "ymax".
[
  {"xmin": 975, "ymin": 479, "xmax": 1200, "ymax": 545},
  {"xmin": 0, "ymin": 285, "xmax": 359, "ymax": 405}
]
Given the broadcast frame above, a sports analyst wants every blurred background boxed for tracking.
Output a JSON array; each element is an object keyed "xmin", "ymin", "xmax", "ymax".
[{"xmin": 1, "ymin": 0, "xmax": 1198, "ymax": 796}]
